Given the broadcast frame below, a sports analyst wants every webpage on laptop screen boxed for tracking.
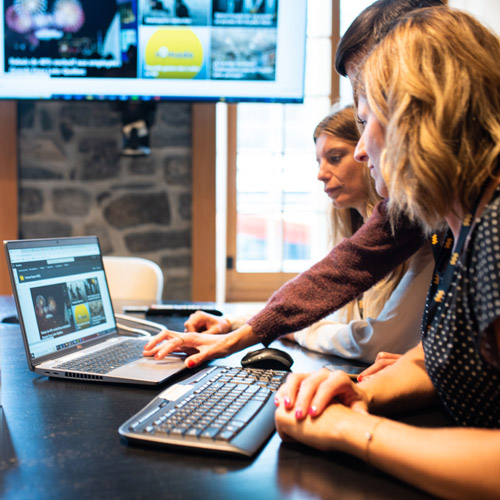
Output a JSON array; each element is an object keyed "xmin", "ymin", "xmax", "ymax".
[{"xmin": 9, "ymin": 243, "xmax": 116, "ymax": 360}]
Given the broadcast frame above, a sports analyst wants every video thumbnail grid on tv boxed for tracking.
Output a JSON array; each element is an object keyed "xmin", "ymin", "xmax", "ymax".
[{"xmin": 4, "ymin": 0, "xmax": 280, "ymax": 82}]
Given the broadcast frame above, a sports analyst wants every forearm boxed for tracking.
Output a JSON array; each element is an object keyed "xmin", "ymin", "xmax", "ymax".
[
  {"xmin": 293, "ymin": 319, "xmax": 371, "ymax": 360},
  {"xmin": 249, "ymin": 201, "xmax": 426, "ymax": 344},
  {"xmin": 280, "ymin": 403, "xmax": 500, "ymax": 500},
  {"xmin": 364, "ymin": 419, "xmax": 500, "ymax": 499},
  {"xmin": 358, "ymin": 343, "xmax": 438, "ymax": 414},
  {"xmin": 224, "ymin": 323, "xmax": 262, "ymax": 353},
  {"xmin": 224, "ymin": 312, "xmax": 254, "ymax": 331},
  {"xmin": 293, "ymin": 246, "xmax": 432, "ymax": 363},
  {"xmin": 330, "ymin": 410, "xmax": 500, "ymax": 500},
  {"xmin": 293, "ymin": 316, "xmax": 420, "ymax": 363}
]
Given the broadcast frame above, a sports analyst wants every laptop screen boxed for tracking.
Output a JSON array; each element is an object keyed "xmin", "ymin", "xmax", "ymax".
[{"xmin": 5, "ymin": 237, "xmax": 117, "ymax": 362}]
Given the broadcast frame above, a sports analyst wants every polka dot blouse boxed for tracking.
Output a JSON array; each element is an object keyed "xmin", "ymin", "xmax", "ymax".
[{"xmin": 422, "ymin": 187, "xmax": 500, "ymax": 428}]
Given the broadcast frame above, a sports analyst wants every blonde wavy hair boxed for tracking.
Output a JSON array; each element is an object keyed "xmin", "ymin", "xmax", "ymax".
[
  {"xmin": 315, "ymin": 105, "xmax": 407, "ymax": 320},
  {"xmin": 359, "ymin": 7, "xmax": 500, "ymax": 233}
]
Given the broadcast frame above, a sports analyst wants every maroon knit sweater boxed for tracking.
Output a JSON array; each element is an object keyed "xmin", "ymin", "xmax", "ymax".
[{"xmin": 248, "ymin": 200, "xmax": 427, "ymax": 345}]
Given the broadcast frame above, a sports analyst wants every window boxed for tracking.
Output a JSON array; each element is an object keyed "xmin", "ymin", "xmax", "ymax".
[{"xmin": 222, "ymin": 0, "xmax": 373, "ymax": 302}]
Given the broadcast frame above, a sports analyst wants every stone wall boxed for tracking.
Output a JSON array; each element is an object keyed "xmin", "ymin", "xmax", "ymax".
[{"xmin": 17, "ymin": 100, "xmax": 193, "ymax": 300}]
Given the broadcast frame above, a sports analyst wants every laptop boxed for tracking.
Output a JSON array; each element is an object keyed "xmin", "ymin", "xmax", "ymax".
[{"xmin": 4, "ymin": 236, "xmax": 187, "ymax": 385}]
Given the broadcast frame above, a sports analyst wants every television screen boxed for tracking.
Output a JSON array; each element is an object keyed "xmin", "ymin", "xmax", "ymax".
[{"xmin": 0, "ymin": 0, "xmax": 307, "ymax": 102}]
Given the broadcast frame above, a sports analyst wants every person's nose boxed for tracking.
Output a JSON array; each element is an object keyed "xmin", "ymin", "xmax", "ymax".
[
  {"xmin": 354, "ymin": 135, "xmax": 368, "ymax": 163},
  {"xmin": 317, "ymin": 159, "xmax": 331, "ymax": 182}
]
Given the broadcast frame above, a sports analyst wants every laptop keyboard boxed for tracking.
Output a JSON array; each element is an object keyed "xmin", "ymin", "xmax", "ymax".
[
  {"xmin": 54, "ymin": 339, "xmax": 145, "ymax": 374},
  {"xmin": 119, "ymin": 365, "xmax": 288, "ymax": 456}
]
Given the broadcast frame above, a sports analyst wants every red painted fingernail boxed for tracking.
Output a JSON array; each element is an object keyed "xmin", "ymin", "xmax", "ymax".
[
  {"xmin": 284, "ymin": 397, "xmax": 291, "ymax": 408},
  {"xmin": 295, "ymin": 408, "xmax": 303, "ymax": 419},
  {"xmin": 186, "ymin": 359, "xmax": 195, "ymax": 368},
  {"xmin": 308, "ymin": 406, "xmax": 317, "ymax": 417},
  {"xmin": 274, "ymin": 397, "xmax": 279, "ymax": 407}
]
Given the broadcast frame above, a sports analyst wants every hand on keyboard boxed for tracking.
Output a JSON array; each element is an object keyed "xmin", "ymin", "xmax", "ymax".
[{"xmin": 142, "ymin": 324, "xmax": 260, "ymax": 369}]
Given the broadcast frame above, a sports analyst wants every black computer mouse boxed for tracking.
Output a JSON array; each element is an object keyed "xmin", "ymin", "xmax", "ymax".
[{"xmin": 241, "ymin": 347, "xmax": 294, "ymax": 371}]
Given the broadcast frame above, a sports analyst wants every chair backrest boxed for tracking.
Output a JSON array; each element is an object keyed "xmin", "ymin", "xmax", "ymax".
[{"xmin": 102, "ymin": 256, "xmax": 164, "ymax": 303}]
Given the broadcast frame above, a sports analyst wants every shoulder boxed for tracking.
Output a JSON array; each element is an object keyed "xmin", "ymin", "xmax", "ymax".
[
  {"xmin": 466, "ymin": 188, "xmax": 500, "ymax": 335},
  {"xmin": 472, "ymin": 187, "xmax": 500, "ymax": 257},
  {"xmin": 479, "ymin": 186, "xmax": 500, "ymax": 223},
  {"xmin": 353, "ymin": 200, "xmax": 425, "ymax": 247}
]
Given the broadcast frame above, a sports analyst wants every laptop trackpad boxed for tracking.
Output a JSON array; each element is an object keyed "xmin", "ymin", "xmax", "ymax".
[{"xmin": 110, "ymin": 356, "xmax": 186, "ymax": 379}]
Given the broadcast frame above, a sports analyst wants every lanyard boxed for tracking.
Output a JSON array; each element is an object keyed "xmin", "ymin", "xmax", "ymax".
[{"xmin": 422, "ymin": 207, "xmax": 479, "ymax": 335}]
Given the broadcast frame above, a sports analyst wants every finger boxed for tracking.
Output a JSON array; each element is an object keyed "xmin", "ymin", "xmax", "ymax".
[
  {"xmin": 358, "ymin": 359, "xmax": 388, "ymax": 379},
  {"xmin": 154, "ymin": 336, "xmax": 186, "ymax": 359},
  {"xmin": 275, "ymin": 406, "xmax": 298, "ymax": 442},
  {"xmin": 183, "ymin": 321, "xmax": 198, "ymax": 332},
  {"xmin": 184, "ymin": 311, "xmax": 207, "ymax": 332},
  {"xmin": 275, "ymin": 372, "xmax": 308, "ymax": 411},
  {"xmin": 183, "ymin": 348, "xmax": 214, "ymax": 368},
  {"xmin": 204, "ymin": 324, "xmax": 225, "ymax": 335},
  {"xmin": 143, "ymin": 330, "xmax": 171, "ymax": 351},
  {"xmin": 274, "ymin": 382, "xmax": 286, "ymax": 406},
  {"xmin": 295, "ymin": 369, "xmax": 333, "ymax": 420},
  {"xmin": 375, "ymin": 351, "xmax": 401, "ymax": 361},
  {"xmin": 142, "ymin": 344, "xmax": 162, "ymax": 357},
  {"xmin": 357, "ymin": 365, "xmax": 376, "ymax": 381},
  {"xmin": 274, "ymin": 380, "xmax": 290, "ymax": 407},
  {"xmin": 357, "ymin": 358, "xmax": 396, "ymax": 381},
  {"xmin": 307, "ymin": 370, "xmax": 356, "ymax": 417}
]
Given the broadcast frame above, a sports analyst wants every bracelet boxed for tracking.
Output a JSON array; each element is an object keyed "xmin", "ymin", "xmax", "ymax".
[{"xmin": 364, "ymin": 418, "xmax": 383, "ymax": 464}]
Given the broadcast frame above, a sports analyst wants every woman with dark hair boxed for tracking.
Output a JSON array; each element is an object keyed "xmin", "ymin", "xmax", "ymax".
[{"xmin": 334, "ymin": 0, "xmax": 444, "ymax": 78}]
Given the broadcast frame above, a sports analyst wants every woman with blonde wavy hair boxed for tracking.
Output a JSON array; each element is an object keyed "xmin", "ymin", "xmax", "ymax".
[
  {"xmin": 181, "ymin": 105, "xmax": 434, "ymax": 365},
  {"xmin": 275, "ymin": 7, "xmax": 500, "ymax": 499}
]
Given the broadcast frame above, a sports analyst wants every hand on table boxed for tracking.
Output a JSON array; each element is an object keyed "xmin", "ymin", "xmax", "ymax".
[
  {"xmin": 274, "ymin": 368, "xmax": 369, "ymax": 420},
  {"xmin": 183, "ymin": 311, "xmax": 232, "ymax": 335},
  {"xmin": 275, "ymin": 399, "xmax": 370, "ymax": 452},
  {"xmin": 357, "ymin": 351, "xmax": 402, "ymax": 381}
]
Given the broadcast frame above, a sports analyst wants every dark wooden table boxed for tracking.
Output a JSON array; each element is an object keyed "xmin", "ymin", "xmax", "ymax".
[{"xmin": 0, "ymin": 296, "xmax": 447, "ymax": 500}]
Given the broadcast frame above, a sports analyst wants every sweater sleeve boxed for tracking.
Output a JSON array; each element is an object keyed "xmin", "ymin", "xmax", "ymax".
[
  {"xmin": 292, "ymin": 245, "xmax": 434, "ymax": 363},
  {"xmin": 247, "ymin": 201, "xmax": 427, "ymax": 345}
]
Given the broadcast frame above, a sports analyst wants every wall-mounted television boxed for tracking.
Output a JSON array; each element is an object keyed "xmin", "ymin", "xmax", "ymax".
[{"xmin": 1, "ymin": 0, "xmax": 307, "ymax": 103}]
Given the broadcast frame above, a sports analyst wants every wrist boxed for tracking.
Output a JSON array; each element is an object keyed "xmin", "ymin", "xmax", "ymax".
[
  {"xmin": 225, "ymin": 324, "xmax": 259, "ymax": 353},
  {"xmin": 222, "ymin": 317, "xmax": 232, "ymax": 333},
  {"xmin": 357, "ymin": 378, "xmax": 377, "ymax": 412},
  {"xmin": 333, "ymin": 409, "xmax": 384, "ymax": 462}
]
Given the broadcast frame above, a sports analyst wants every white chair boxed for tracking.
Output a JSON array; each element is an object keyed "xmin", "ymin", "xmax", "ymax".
[{"xmin": 103, "ymin": 256, "xmax": 164, "ymax": 303}]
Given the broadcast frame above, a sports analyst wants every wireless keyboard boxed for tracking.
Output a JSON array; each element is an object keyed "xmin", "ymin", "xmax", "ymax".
[{"xmin": 118, "ymin": 365, "xmax": 288, "ymax": 457}]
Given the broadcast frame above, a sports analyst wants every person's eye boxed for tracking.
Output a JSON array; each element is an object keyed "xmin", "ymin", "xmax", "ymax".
[
  {"xmin": 357, "ymin": 117, "xmax": 367, "ymax": 127},
  {"xmin": 329, "ymin": 155, "xmax": 342, "ymax": 164}
]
